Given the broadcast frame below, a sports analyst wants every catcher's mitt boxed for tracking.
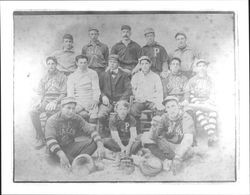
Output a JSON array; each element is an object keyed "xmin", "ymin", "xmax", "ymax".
[
  {"xmin": 71, "ymin": 154, "xmax": 95, "ymax": 175},
  {"xmin": 119, "ymin": 156, "xmax": 135, "ymax": 175},
  {"xmin": 139, "ymin": 156, "xmax": 163, "ymax": 177}
]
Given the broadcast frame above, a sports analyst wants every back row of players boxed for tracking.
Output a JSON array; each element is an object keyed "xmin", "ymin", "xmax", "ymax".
[{"xmin": 30, "ymin": 25, "xmax": 217, "ymax": 173}]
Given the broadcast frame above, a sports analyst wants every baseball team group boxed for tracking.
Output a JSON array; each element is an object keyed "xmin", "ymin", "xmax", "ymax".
[{"xmin": 29, "ymin": 24, "xmax": 218, "ymax": 176}]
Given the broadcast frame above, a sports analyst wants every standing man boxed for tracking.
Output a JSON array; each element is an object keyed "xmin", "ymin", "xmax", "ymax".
[
  {"xmin": 51, "ymin": 34, "xmax": 77, "ymax": 76},
  {"xmin": 130, "ymin": 56, "xmax": 164, "ymax": 134},
  {"xmin": 171, "ymin": 32, "xmax": 199, "ymax": 78},
  {"xmin": 30, "ymin": 56, "xmax": 67, "ymax": 149},
  {"xmin": 110, "ymin": 25, "xmax": 141, "ymax": 74},
  {"xmin": 133, "ymin": 28, "xmax": 169, "ymax": 78},
  {"xmin": 141, "ymin": 96, "xmax": 195, "ymax": 174},
  {"xmin": 67, "ymin": 55, "xmax": 100, "ymax": 125},
  {"xmin": 82, "ymin": 27, "xmax": 109, "ymax": 78},
  {"xmin": 98, "ymin": 54, "xmax": 132, "ymax": 136},
  {"xmin": 45, "ymin": 97, "xmax": 105, "ymax": 171}
]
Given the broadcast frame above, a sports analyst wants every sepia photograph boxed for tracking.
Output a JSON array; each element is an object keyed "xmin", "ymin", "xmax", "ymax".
[
  {"xmin": 1, "ymin": 0, "xmax": 249, "ymax": 194},
  {"xmin": 13, "ymin": 11, "xmax": 236, "ymax": 182}
]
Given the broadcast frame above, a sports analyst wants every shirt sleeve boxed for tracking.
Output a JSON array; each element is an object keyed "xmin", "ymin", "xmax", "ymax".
[
  {"xmin": 109, "ymin": 114, "xmax": 118, "ymax": 132},
  {"xmin": 161, "ymin": 47, "xmax": 169, "ymax": 71},
  {"xmin": 81, "ymin": 45, "xmax": 87, "ymax": 55},
  {"xmin": 67, "ymin": 74, "xmax": 75, "ymax": 97},
  {"xmin": 45, "ymin": 117, "xmax": 62, "ymax": 154},
  {"xmin": 120, "ymin": 74, "xmax": 133, "ymax": 101},
  {"xmin": 78, "ymin": 116, "xmax": 101, "ymax": 143},
  {"xmin": 182, "ymin": 112, "xmax": 195, "ymax": 135},
  {"xmin": 129, "ymin": 115, "xmax": 137, "ymax": 127},
  {"xmin": 59, "ymin": 74, "xmax": 67, "ymax": 95},
  {"xmin": 110, "ymin": 44, "xmax": 117, "ymax": 55},
  {"xmin": 37, "ymin": 78, "xmax": 45, "ymax": 96},
  {"xmin": 91, "ymin": 71, "xmax": 101, "ymax": 102},
  {"xmin": 154, "ymin": 74, "xmax": 164, "ymax": 106},
  {"xmin": 103, "ymin": 45, "xmax": 109, "ymax": 66}
]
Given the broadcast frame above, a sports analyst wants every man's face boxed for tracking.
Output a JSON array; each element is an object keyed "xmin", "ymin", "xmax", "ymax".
[
  {"xmin": 121, "ymin": 29, "xmax": 131, "ymax": 40},
  {"xmin": 77, "ymin": 58, "xmax": 88, "ymax": 71},
  {"xmin": 47, "ymin": 59, "xmax": 57, "ymax": 73},
  {"xmin": 61, "ymin": 103, "xmax": 76, "ymax": 119},
  {"xmin": 170, "ymin": 59, "xmax": 181, "ymax": 74},
  {"xmin": 165, "ymin": 100, "xmax": 180, "ymax": 120},
  {"xmin": 141, "ymin": 60, "xmax": 151, "ymax": 74},
  {"xmin": 89, "ymin": 30, "xmax": 99, "ymax": 42},
  {"xmin": 194, "ymin": 62, "xmax": 207, "ymax": 75},
  {"xmin": 145, "ymin": 33, "xmax": 155, "ymax": 45},
  {"xmin": 63, "ymin": 38, "xmax": 73, "ymax": 50},
  {"xmin": 116, "ymin": 105, "xmax": 129, "ymax": 120},
  {"xmin": 176, "ymin": 35, "xmax": 187, "ymax": 49},
  {"xmin": 109, "ymin": 59, "xmax": 119, "ymax": 71}
]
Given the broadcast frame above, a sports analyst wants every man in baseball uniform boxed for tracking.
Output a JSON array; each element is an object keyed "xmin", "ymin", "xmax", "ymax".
[
  {"xmin": 110, "ymin": 25, "xmax": 141, "ymax": 74},
  {"xmin": 82, "ymin": 27, "xmax": 109, "ymax": 78}
]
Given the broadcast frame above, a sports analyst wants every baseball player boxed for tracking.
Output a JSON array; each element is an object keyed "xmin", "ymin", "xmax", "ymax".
[
  {"xmin": 141, "ymin": 96, "xmax": 195, "ymax": 174},
  {"xmin": 103, "ymin": 100, "xmax": 142, "ymax": 156},
  {"xmin": 67, "ymin": 55, "xmax": 100, "ymax": 125},
  {"xmin": 45, "ymin": 97, "xmax": 105, "ymax": 171},
  {"xmin": 30, "ymin": 56, "xmax": 67, "ymax": 149},
  {"xmin": 110, "ymin": 25, "xmax": 141, "ymax": 74},
  {"xmin": 171, "ymin": 32, "xmax": 199, "ymax": 78},
  {"xmin": 183, "ymin": 59, "xmax": 218, "ymax": 146},
  {"xmin": 98, "ymin": 54, "xmax": 132, "ymax": 137},
  {"xmin": 82, "ymin": 27, "xmax": 109, "ymax": 78},
  {"xmin": 133, "ymin": 28, "xmax": 169, "ymax": 78},
  {"xmin": 162, "ymin": 57, "xmax": 188, "ymax": 101},
  {"xmin": 51, "ymin": 34, "xmax": 77, "ymax": 76}
]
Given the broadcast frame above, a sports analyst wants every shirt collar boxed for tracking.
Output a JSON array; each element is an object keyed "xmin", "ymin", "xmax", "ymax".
[
  {"xmin": 121, "ymin": 39, "xmax": 132, "ymax": 46},
  {"xmin": 146, "ymin": 41, "xmax": 158, "ymax": 46},
  {"xmin": 175, "ymin": 45, "xmax": 191, "ymax": 52},
  {"xmin": 88, "ymin": 40, "xmax": 101, "ymax": 46},
  {"xmin": 62, "ymin": 46, "xmax": 74, "ymax": 52}
]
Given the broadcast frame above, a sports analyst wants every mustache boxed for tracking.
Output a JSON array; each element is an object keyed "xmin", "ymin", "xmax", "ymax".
[{"xmin": 123, "ymin": 35, "xmax": 129, "ymax": 38}]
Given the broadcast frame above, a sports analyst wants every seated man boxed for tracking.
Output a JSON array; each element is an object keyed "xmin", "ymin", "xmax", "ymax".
[
  {"xmin": 45, "ymin": 97, "xmax": 105, "ymax": 171},
  {"xmin": 103, "ymin": 100, "xmax": 141, "ymax": 156},
  {"xmin": 141, "ymin": 96, "xmax": 195, "ymax": 174},
  {"xmin": 98, "ymin": 54, "xmax": 132, "ymax": 136},
  {"xmin": 30, "ymin": 56, "xmax": 67, "ymax": 149},
  {"xmin": 184, "ymin": 59, "xmax": 218, "ymax": 146},
  {"xmin": 130, "ymin": 56, "xmax": 164, "ymax": 134},
  {"xmin": 67, "ymin": 55, "xmax": 101, "ymax": 124},
  {"xmin": 162, "ymin": 57, "xmax": 188, "ymax": 101}
]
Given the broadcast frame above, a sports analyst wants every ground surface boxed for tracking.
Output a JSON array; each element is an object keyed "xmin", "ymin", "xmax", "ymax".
[{"xmin": 14, "ymin": 114, "xmax": 235, "ymax": 182}]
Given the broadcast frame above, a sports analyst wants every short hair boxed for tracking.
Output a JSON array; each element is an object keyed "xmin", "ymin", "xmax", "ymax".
[
  {"xmin": 46, "ymin": 56, "xmax": 57, "ymax": 64},
  {"xmin": 115, "ymin": 100, "xmax": 130, "ymax": 111},
  {"xmin": 75, "ymin": 55, "xmax": 88, "ymax": 63},
  {"xmin": 169, "ymin": 57, "xmax": 181, "ymax": 65}
]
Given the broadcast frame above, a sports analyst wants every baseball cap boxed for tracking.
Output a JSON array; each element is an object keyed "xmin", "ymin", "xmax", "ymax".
[
  {"xmin": 162, "ymin": 96, "xmax": 179, "ymax": 105},
  {"xmin": 121, "ymin": 25, "xmax": 131, "ymax": 31},
  {"xmin": 144, "ymin": 28, "xmax": 155, "ymax": 35},
  {"xmin": 88, "ymin": 27, "xmax": 99, "ymax": 32},
  {"xmin": 194, "ymin": 59, "xmax": 209, "ymax": 66},
  {"xmin": 63, "ymin": 34, "xmax": 73, "ymax": 41},
  {"xmin": 175, "ymin": 32, "xmax": 187, "ymax": 39},
  {"xmin": 108, "ymin": 54, "xmax": 119, "ymax": 62},
  {"xmin": 61, "ymin": 97, "xmax": 77, "ymax": 106},
  {"xmin": 139, "ymin": 56, "xmax": 152, "ymax": 63}
]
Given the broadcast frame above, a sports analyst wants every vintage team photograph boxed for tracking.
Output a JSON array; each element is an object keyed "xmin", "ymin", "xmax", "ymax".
[{"xmin": 13, "ymin": 11, "xmax": 236, "ymax": 182}]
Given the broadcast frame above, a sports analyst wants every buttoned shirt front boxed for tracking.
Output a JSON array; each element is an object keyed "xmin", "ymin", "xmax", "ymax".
[
  {"xmin": 131, "ymin": 70, "xmax": 163, "ymax": 107},
  {"xmin": 172, "ymin": 46, "xmax": 198, "ymax": 72},
  {"xmin": 82, "ymin": 40, "xmax": 109, "ymax": 69},
  {"xmin": 52, "ymin": 47, "xmax": 77, "ymax": 73}
]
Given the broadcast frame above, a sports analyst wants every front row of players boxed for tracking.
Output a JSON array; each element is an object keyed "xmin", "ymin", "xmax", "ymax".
[{"xmin": 30, "ymin": 53, "xmax": 218, "ymax": 174}]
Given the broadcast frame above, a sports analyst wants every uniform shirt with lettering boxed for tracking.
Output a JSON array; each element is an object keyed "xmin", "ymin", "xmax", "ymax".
[
  {"xmin": 141, "ymin": 42, "xmax": 169, "ymax": 73},
  {"xmin": 109, "ymin": 113, "xmax": 137, "ymax": 142},
  {"xmin": 82, "ymin": 40, "xmax": 109, "ymax": 69},
  {"xmin": 45, "ymin": 111, "xmax": 101, "ymax": 154},
  {"xmin": 37, "ymin": 70, "xmax": 67, "ymax": 97},
  {"xmin": 51, "ymin": 47, "xmax": 77, "ymax": 73},
  {"xmin": 111, "ymin": 40, "xmax": 141, "ymax": 71},
  {"xmin": 155, "ymin": 111, "xmax": 195, "ymax": 144},
  {"xmin": 67, "ymin": 68, "xmax": 101, "ymax": 108}
]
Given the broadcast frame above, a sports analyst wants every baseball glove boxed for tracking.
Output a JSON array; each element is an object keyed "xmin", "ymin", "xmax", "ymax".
[
  {"xmin": 139, "ymin": 156, "xmax": 163, "ymax": 177},
  {"xmin": 119, "ymin": 156, "xmax": 135, "ymax": 175}
]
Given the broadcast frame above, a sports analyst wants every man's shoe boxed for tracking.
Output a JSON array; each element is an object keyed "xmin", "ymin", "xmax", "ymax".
[{"xmin": 34, "ymin": 139, "xmax": 46, "ymax": 150}]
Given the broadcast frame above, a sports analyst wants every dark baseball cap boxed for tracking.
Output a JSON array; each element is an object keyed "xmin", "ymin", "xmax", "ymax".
[{"xmin": 121, "ymin": 25, "xmax": 131, "ymax": 31}]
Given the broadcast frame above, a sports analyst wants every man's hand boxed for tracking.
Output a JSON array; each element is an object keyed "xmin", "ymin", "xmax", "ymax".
[
  {"xmin": 45, "ymin": 101, "xmax": 57, "ymax": 111},
  {"xmin": 96, "ymin": 142, "xmax": 105, "ymax": 159},
  {"xmin": 102, "ymin": 96, "xmax": 110, "ymax": 106},
  {"xmin": 125, "ymin": 144, "xmax": 132, "ymax": 156},
  {"xmin": 160, "ymin": 71, "xmax": 169, "ymax": 79},
  {"xmin": 171, "ymin": 158, "xmax": 182, "ymax": 175},
  {"xmin": 88, "ymin": 100, "xmax": 99, "ymax": 110},
  {"xmin": 57, "ymin": 150, "xmax": 71, "ymax": 171}
]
